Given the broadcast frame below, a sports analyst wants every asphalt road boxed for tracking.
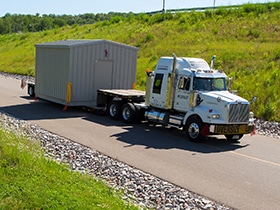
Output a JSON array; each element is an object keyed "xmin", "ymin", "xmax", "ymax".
[{"xmin": 1, "ymin": 75, "xmax": 280, "ymax": 210}]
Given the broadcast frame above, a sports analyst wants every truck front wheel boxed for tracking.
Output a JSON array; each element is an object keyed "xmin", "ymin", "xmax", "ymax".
[
  {"xmin": 185, "ymin": 117, "xmax": 205, "ymax": 143},
  {"xmin": 121, "ymin": 103, "xmax": 136, "ymax": 123},
  {"xmin": 108, "ymin": 101, "xmax": 121, "ymax": 120}
]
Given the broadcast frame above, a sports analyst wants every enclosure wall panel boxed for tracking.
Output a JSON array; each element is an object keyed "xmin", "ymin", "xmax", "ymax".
[{"xmin": 35, "ymin": 48, "xmax": 69, "ymax": 104}]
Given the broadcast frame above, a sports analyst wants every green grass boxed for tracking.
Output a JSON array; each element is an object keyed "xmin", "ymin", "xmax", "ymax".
[
  {"xmin": 0, "ymin": 2, "xmax": 280, "ymax": 121},
  {"xmin": 0, "ymin": 127, "xmax": 139, "ymax": 210}
]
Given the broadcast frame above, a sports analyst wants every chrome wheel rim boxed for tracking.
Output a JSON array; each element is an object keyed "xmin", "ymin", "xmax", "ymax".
[
  {"xmin": 188, "ymin": 123, "xmax": 200, "ymax": 139},
  {"xmin": 109, "ymin": 104, "xmax": 117, "ymax": 117},
  {"xmin": 122, "ymin": 107, "xmax": 130, "ymax": 120}
]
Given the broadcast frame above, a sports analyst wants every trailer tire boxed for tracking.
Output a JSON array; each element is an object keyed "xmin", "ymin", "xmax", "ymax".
[
  {"xmin": 108, "ymin": 101, "xmax": 122, "ymax": 120},
  {"xmin": 185, "ymin": 116, "xmax": 205, "ymax": 143},
  {"xmin": 225, "ymin": 134, "xmax": 243, "ymax": 142},
  {"xmin": 121, "ymin": 103, "xmax": 136, "ymax": 123},
  {"xmin": 28, "ymin": 84, "xmax": 35, "ymax": 97}
]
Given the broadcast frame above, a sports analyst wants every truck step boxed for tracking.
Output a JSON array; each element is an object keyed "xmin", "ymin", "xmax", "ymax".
[
  {"xmin": 168, "ymin": 114, "xmax": 184, "ymax": 127},
  {"xmin": 168, "ymin": 122, "xmax": 183, "ymax": 129}
]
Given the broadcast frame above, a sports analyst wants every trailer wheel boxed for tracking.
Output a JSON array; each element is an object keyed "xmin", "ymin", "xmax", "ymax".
[
  {"xmin": 225, "ymin": 134, "xmax": 243, "ymax": 142},
  {"xmin": 121, "ymin": 103, "xmax": 136, "ymax": 123},
  {"xmin": 108, "ymin": 101, "xmax": 121, "ymax": 120},
  {"xmin": 28, "ymin": 84, "xmax": 35, "ymax": 97},
  {"xmin": 185, "ymin": 116, "xmax": 205, "ymax": 143}
]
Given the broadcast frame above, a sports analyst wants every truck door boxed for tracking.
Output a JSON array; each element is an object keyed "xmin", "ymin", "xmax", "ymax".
[
  {"xmin": 173, "ymin": 76, "xmax": 191, "ymax": 112},
  {"xmin": 149, "ymin": 73, "xmax": 167, "ymax": 109}
]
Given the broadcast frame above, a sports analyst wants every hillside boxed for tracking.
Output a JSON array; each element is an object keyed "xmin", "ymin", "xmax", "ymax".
[{"xmin": 0, "ymin": 3, "xmax": 279, "ymax": 121}]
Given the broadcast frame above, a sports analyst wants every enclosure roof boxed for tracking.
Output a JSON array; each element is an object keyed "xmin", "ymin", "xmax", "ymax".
[{"xmin": 35, "ymin": 39, "xmax": 138, "ymax": 51}]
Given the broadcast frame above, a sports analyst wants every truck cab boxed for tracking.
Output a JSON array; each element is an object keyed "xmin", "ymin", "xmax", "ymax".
[{"xmin": 145, "ymin": 56, "xmax": 255, "ymax": 142}]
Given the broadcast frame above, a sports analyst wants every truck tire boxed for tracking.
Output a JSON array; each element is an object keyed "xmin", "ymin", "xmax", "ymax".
[
  {"xmin": 108, "ymin": 101, "xmax": 122, "ymax": 120},
  {"xmin": 121, "ymin": 103, "xmax": 136, "ymax": 123},
  {"xmin": 28, "ymin": 84, "xmax": 35, "ymax": 97},
  {"xmin": 225, "ymin": 134, "xmax": 243, "ymax": 142},
  {"xmin": 185, "ymin": 117, "xmax": 205, "ymax": 143}
]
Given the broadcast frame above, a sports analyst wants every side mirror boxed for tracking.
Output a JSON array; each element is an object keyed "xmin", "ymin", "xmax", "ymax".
[
  {"xmin": 251, "ymin": 96, "xmax": 257, "ymax": 103},
  {"xmin": 227, "ymin": 77, "xmax": 233, "ymax": 90},
  {"xmin": 227, "ymin": 77, "xmax": 238, "ymax": 94}
]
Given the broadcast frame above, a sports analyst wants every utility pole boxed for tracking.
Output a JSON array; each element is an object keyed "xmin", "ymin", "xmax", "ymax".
[
  {"xmin": 213, "ymin": 0, "xmax": 216, "ymax": 8},
  {"xmin": 162, "ymin": 0, "xmax": 165, "ymax": 14}
]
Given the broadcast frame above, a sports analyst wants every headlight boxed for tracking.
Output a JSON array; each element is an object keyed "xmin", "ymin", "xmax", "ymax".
[
  {"xmin": 249, "ymin": 111, "xmax": 254, "ymax": 119},
  {"xmin": 212, "ymin": 114, "xmax": 220, "ymax": 119}
]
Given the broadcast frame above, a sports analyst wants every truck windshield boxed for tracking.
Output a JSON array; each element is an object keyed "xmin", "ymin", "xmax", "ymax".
[{"xmin": 193, "ymin": 78, "xmax": 227, "ymax": 91}]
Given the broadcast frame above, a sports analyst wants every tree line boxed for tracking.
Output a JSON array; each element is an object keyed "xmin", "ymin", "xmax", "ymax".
[
  {"xmin": 1, "ymin": 2, "xmax": 279, "ymax": 35},
  {"xmin": 0, "ymin": 12, "xmax": 133, "ymax": 34}
]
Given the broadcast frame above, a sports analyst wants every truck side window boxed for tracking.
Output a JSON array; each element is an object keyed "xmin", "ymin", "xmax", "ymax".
[
  {"xmin": 184, "ymin": 78, "xmax": 190, "ymax": 91},
  {"xmin": 178, "ymin": 77, "xmax": 190, "ymax": 91},
  {"xmin": 153, "ymin": 73, "xmax": 164, "ymax": 94},
  {"xmin": 178, "ymin": 77, "xmax": 184, "ymax": 89}
]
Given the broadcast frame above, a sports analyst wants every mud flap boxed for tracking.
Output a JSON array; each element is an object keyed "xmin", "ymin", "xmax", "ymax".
[{"xmin": 200, "ymin": 124, "xmax": 210, "ymax": 136}]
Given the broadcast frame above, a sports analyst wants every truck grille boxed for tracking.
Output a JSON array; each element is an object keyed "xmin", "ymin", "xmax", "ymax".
[{"xmin": 228, "ymin": 103, "xmax": 249, "ymax": 123}]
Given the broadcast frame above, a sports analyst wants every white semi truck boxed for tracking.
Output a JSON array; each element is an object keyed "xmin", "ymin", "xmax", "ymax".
[
  {"xmin": 92, "ymin": 55, "xmax": 255, "ymax": 142},
  {"xmin": 23, "ymin": 40, "xmax": 255, "ymax": 142}
]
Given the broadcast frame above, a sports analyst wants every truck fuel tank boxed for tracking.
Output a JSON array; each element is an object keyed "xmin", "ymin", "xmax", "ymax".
[{"xmin": 145, "ymin": 110, "xmax": 169, "ymax": 125}]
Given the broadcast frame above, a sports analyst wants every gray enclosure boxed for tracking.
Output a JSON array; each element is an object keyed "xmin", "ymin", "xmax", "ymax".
[{"xmin": 35, "ymin": 39, "xmax": 138, "ymax": 108}]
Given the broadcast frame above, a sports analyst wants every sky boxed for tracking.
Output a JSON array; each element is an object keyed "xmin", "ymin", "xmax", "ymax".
[{"xmin": 0, "ymin": 0, "xmax": 274, "ymax": 17}]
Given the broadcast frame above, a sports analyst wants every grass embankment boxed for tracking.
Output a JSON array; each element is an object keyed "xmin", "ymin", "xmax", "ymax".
[
  {"xmin": 0, "ymin": 2, "xmax": 279, "ymax": 120},
  {"xmin": 0, "ymin": 128, "xmax": 138, "ymax": 210}
]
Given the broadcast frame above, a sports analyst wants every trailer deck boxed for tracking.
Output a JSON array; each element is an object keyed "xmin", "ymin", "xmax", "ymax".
[{"xmin": 98, "ymin": 89, "xmax": 145, "ymax": 100}]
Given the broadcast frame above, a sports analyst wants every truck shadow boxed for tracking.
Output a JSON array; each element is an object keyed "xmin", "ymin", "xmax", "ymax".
[
  {"xmin": 84, "ymin": 115, "xmax": 249, "ymax": 154},
  {"xmin": 114, "ymin": 124, "xmax": 248, "ymax": 154}
]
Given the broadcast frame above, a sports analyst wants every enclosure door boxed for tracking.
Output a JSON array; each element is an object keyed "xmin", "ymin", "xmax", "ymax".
[{"xmin": 94, "ymin": 60, "xmax": 113, "ymax": 98}]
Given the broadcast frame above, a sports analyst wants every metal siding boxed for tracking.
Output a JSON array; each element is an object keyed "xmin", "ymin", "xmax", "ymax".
[
  {"xmin": 122, "ymin": 46, "xmax": 130, "ymax": 88},
  {"xmin": 111, "ymin": 45, "xmax": 137, "ymax": 89},
  {"xmin": 127, "ymin": 48, "xmax": 134, "ymax": 88},
  {"xmin": 35, "ymin": 47, "xmax": 69, "ymax": 104},
  {"xmin": 118, "ymin": 46, "xmax": 124, "ymax": 87},
  {"xmin": 114, "ymin": 44, "xmax": 121, "ymax": 88},
  {"xmin": 69, "ymin": 45, "xmax": 94, "ymax": 103},
  {"xmin": 95, "ymin": 43, "xmax": 103, "ymax": 60},
  {"xmin": 121, "ymin": 47, "xmax": 128, "ymax": 88}
]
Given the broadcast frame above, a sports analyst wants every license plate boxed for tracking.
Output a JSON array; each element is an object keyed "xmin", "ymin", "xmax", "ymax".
[{"xmin": 214, "ymin": 124, "xmax": 248, "ymax": 134}]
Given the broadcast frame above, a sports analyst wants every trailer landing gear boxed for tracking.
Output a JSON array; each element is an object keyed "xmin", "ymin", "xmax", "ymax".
[{"xmin": 28, "ymin": 84, "xmax": 35, "ymax": 97}]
